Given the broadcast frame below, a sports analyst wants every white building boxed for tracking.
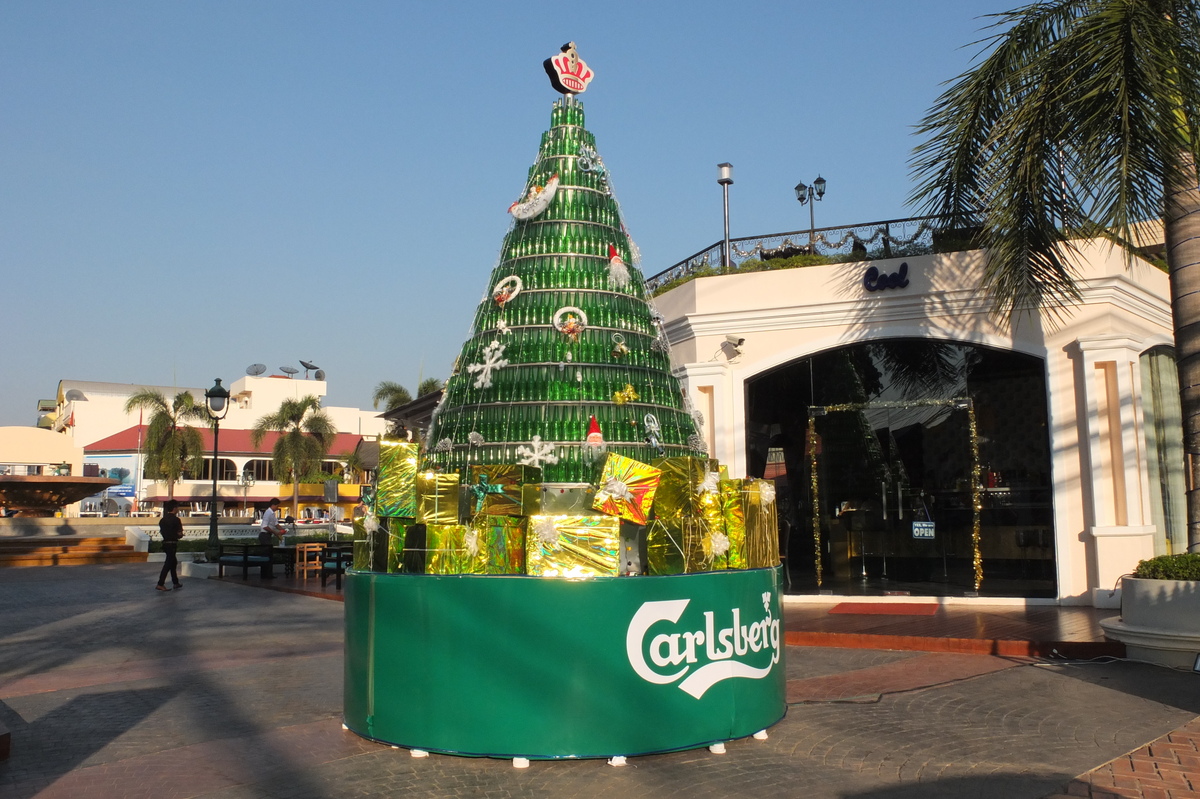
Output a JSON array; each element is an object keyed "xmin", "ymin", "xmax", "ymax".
[
  {"xmin": 43, "ymin": 374, "xmax": 387, "ymax": 516},
  {"xmin": 657, "ymin": 238, "xmax": 1181, "ymax": 608}
]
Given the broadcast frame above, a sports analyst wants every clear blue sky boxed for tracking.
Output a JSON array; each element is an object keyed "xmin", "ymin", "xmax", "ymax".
[{"xmin": 1, "ymin": 0, "xmax": 1000, "ymax": 429}]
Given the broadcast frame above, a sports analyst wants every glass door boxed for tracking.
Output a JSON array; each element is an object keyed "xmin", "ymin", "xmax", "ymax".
[{"xmin": 807, "ymin": 399, "xmax": 983, "ymax": 596}]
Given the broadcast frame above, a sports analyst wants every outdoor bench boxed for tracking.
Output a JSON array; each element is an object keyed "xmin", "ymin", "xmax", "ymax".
[{"xmin": 216, "ymin": 542, "xmax": 274, "ymax": 579}]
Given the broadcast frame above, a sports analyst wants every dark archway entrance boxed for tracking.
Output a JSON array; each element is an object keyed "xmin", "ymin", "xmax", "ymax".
[{"xmin": 745, "ymin": 338, "xmax": 1056, "ymax": 598}]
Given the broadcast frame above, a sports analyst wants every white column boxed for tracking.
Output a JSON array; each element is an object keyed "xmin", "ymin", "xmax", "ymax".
[{"xmin": 1072, "ymin": 335, "xmax": 1156, "ymax": 607}]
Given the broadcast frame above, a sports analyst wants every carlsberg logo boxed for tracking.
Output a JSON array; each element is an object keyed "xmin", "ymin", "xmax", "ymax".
[{"xmin": 626, "ymin": 592, "xmax": 781, "ymax": 699}]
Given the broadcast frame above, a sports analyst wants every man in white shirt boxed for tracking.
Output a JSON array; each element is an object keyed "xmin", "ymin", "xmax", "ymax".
[{"xmin": 259, "ymin": 498, "xmax": 284, "ymax": 546}]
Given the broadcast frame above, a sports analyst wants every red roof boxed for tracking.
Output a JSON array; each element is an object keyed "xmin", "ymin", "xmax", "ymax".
[{"xmin": 86, "ymin": 425, "xmax": 365, "ymax": 456}]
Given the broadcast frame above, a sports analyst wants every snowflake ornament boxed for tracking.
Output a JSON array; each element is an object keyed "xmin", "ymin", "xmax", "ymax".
[
  {"xmin": 599, "ymin": 477, "xmax": 635, "ymax": 504},
  {"xmin": 516, "ymin": 435, "xmax": 559, "ymax": 468},
  {"xmin": 534, "ymin": 516, "xmax": 560, "ymax": 548},
  {"xmin": 710, "ymin": 531, "xmax": 731, "ymax": 558},
  {"xmin": 466, "ymin": 340, "xmax": 509, "ymax": 389},
  {"xmin": 496, "ymin": 319, "xmax": 511, "ymax": 335},
  {"xmin": 464, "ymin": 527, "xmax": 481, "ymax": 557}
]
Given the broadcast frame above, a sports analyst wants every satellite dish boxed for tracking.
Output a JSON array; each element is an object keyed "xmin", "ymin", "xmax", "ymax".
[
  {"xmin": 280, "ymin": 366, "xmax": 299, "ymax": 376},
  {"xmin": 314, "ymin": 369, "xmax": 326, "ymax": 381},
  {"xmin": 299, "ymin": 360, "xmax": 320, "ymax": 370},
  {"xmin": 246, "ymin": 363, "xmax": 267, "ymax": 376},
  {"xmin": 65, "ymin": 389, "xmax": 87, "ymax": 401}
]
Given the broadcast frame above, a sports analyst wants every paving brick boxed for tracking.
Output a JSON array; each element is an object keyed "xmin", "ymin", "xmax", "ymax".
[{"xmin": 2, "ymin": 564, "xmax": 1200, "ymax": 799}]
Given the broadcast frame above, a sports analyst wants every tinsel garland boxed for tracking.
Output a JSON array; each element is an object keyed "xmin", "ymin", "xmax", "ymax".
[
  {"xmin": 807, "ymin": 416, "xmax": 822, "ymax": 587},
  {"xmin": 651, "ymin": 219, "xmax": 938, "ymax": 289},
  {"xmin": 967, "ymin": 404, "xmax": 983, "ymax": 590}
]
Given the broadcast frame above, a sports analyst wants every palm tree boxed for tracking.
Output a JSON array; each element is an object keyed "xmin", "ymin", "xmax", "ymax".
[
  {"xmin": 910, "ymin": 0, "xmax": 1200, "ymax": 548},
  {"xmin": 251, "ymin": 395, "xmax": 337, "ymax": 518},
  {"xmin": 417, "ymin": 377, "xmax": 443, "ymax": 397},
  {"xmin": 124, "ymin": 389, "xmax": 208, "ymax": 501},
  {"xmin": 372, "ymin": 381, "xmax": 412, "ymax": 411}
]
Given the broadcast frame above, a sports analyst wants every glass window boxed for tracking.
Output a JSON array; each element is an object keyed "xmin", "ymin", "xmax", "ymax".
[{"xmin": 1140, "ymin": 346, "xmax": 1186, "ymax": 555}]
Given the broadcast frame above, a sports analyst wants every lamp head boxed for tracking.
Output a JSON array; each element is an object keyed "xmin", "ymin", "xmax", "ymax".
[
  {"xmin": 794, "ymin": 181, "xmax": 809, "ymax": 204},
  {"xmin": 813, "ymin": 175, "xmax": 827, "ymax": 199},
  {"xmin": 717, "ymin": 162, "xmax": 734, "ymax": 186},
  {"xmin": 205, "ymin": 378, "xmax": 230, "ymax": 417}
]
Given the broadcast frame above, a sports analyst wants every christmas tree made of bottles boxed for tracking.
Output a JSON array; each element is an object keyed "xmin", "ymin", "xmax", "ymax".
[{"xmin": 422, "ymin": 81, "xmax": 707, "ymax": 483}]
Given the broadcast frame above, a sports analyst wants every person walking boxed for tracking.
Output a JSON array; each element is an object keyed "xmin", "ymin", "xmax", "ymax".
[{"xmin": 156, "ymin": 499, "xmax": 184, "ymax": 592}]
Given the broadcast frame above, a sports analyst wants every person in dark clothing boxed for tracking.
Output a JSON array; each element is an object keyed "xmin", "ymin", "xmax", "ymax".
[{"xmin": 157, "ymin": 500, "xmax": 184, "ymax": 591}]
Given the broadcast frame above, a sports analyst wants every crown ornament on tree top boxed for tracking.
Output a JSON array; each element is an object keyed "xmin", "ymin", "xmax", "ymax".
[{"xmin": 544, "ymin": 42, "xmax": 594, "ymax": 94}]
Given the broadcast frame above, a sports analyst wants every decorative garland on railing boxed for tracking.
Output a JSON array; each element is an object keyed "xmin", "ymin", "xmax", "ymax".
[
  {"xmin": 806, "ymin": 398, "xmax": 982, "ymax": 591},
  {"xmin": 645, "ymin": 217, "xmax": 947, "ymax": 292}
]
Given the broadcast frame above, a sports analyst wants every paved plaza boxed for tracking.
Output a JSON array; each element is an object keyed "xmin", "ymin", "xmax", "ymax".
[{"xmin": 2, "ymin": 565, "xmax": 1200, "ymax": 798}]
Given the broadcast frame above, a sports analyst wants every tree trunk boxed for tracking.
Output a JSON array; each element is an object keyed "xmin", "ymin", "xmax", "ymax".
[{"xmin": 1165, "ymin": 151, "xmax": 1200, "ymax": 551}]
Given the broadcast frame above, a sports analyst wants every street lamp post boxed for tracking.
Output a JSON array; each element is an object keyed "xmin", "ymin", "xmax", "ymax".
[
  {"xmin": 717, "ymin": 163, "xmax": 734, "ymax": 268},
  {"xmin": 794, "ymin": 175, "xmax": 828, "ymax": 254},
  {"xmin": 238, "ymin": 469, "xmax": 255, "ymax": 515},
  {"xmin": 204, "ymin": 378, "xmax": 230, "ymax": 560}
]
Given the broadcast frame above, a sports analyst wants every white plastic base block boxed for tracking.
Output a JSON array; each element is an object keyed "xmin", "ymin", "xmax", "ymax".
[
  {"xmin": 513, "ymin": 757, "xmax": 531, "ymax": 769},
  {"xmin": 410, "ymin": 749, "xmax": 429, "ymax": 758},
  {"xmin": 608, "ymin": 756, "xmax": 627, "ymax": 767},
  {"xmin": 709, "ymin": 742, "xmax": 726, "ymax": 754},
  {"xmin": 341, "ymin": 723, "xmax": 349, "ymax": 730},
  {"xmin": 753, "ymin": 730, "xmax": 769, "ymax": 740}
]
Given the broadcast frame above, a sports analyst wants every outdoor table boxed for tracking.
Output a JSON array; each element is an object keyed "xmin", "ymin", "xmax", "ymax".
[{"xmin": 275, "ymin": 545, "xmax": 296, "ymax": 577}]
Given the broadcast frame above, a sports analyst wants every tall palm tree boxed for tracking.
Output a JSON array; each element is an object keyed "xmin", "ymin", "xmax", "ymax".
[
  {"xmin": 124, "ymin": 389, "xmax": 208, "ymax": 501},
  {"xmin": 910, "ymin": 0, "xmax": 1200, "ymax": 548},
  {"xmin": 417, "ymin": 377, "xmax": 443, "ymax": 397},
  {"xmin": 251, "ymin": 395, "xmax": 337, "ymax": 517},
  {"xmin": 372, "ymin": 381, "xmax": 412, "ymax": 411}
]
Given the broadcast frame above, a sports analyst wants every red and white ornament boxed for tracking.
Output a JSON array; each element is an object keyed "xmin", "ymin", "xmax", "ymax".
[{"xmin": 607, "ymin": 244, "xmax": 631, "ymax": 290}]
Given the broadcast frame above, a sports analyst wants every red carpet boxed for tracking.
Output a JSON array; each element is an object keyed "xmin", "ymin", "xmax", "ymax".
[{"xmin": 828, "ymin": 602, "xmax": 939, "ymax": 616}]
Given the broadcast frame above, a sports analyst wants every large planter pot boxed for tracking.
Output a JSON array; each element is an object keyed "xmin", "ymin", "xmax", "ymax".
[{"xmin": 1099, "ymin": 577, "xmax": 1200, "ymax": 668}]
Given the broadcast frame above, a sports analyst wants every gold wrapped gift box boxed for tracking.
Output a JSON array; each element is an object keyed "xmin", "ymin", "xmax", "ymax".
[
  {"xmin": 467, "ymin": 465, "xmax": 541, "ymax": 517},
  {"xmin": 422, "ymin": 518, "xmax": 526, "ymax": 575},
  {"xmin": 718, "ymin": 479, "xmax": 748, "ymax": 571},
  {"xmin": 645, "ymin": 478, "xmax": 780, "ymax": 575},
  {"xmin": 376, "ymin": 441, "xmax": 419, "ymax": 518},
  {"xmin": 417, "ymin": 472, "xmax": 462, "ymax": 525},
  {"xmin": 467, "ymin": 514, "xmax": 527, "ymax": 575},
  {"xmin": 526, "ymin": 515, "xmax": 620, "ymax": 578},
  {"xmin": 742, "ymin": 478, "xmax": 780, "ymax": 569},
  {"xmin": 651, "ymin": 456, "xmax": 719, "ymax": 521},
  {"xmin": 425, "ymin": 524, "xmax": 469, "ymax": 575},
  {"xmin": 521, "ymin": 483, "xmax": 599, "ymax": 516},
  {"xmin": 592, "ymin": 453, "xmax": 661, "ymax": 525}
]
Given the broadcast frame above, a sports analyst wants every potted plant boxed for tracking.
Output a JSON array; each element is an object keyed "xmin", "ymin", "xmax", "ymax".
[{"xmin": 1100, "ymin": 554, "xmax": 1200, "ymax": 668}]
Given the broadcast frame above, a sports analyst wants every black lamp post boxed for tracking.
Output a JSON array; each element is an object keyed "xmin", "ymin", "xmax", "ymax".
[
  {"xmin": 238, "ymin": 469, "xmax": 255, "ymax": 514},
  {"xmin": 204, "ymin": 378, "xmax": 230, "ymax": 559},
  {"xmin": 717, "ymin": 163, "xmax": 734, "ymax": 268},
  {"xmin": 794, "ymin": 175, "xmax": 827, "ymax": 253}
]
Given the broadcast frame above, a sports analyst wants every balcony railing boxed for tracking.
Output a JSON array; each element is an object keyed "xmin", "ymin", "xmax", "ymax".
[{"xmin": 644, "ymin": 214, "xmax": 962, "ymax": 295}]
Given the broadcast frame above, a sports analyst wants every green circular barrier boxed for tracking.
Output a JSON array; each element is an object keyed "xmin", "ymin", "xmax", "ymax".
[{"xmin": 343, "ymin": 568, "xmax": 786, "ymax": 758}]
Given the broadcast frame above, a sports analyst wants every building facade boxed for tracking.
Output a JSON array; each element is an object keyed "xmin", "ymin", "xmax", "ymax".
[
  {"xmin": 657, "ymin": 240, "xmax": 1182, "ymax": 607},
  {"xmin": 39, "ymin": 375, "xmax": 387, "ymax": 517}
]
